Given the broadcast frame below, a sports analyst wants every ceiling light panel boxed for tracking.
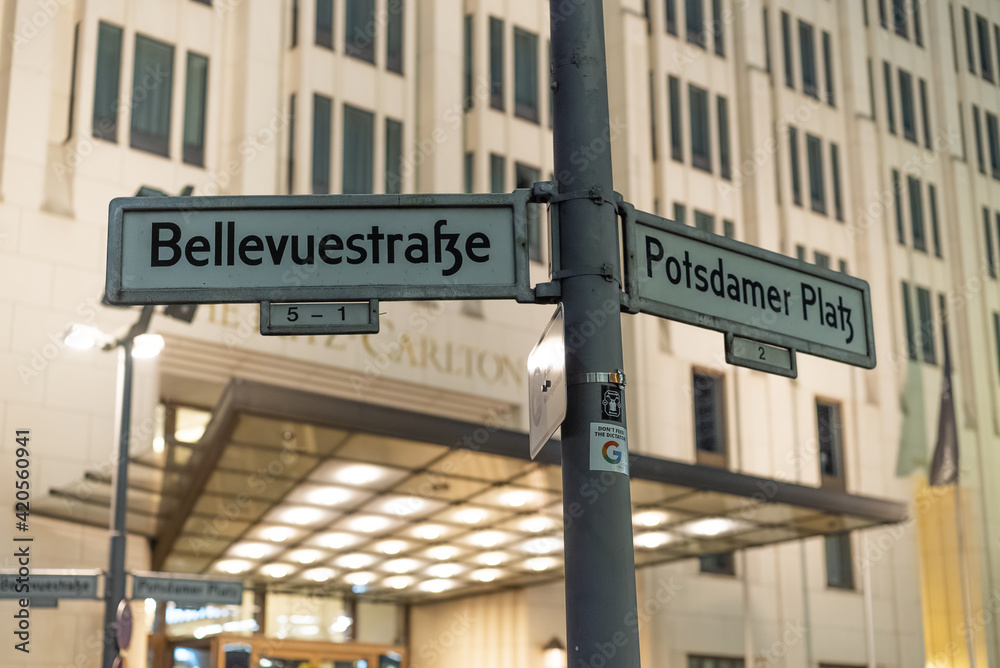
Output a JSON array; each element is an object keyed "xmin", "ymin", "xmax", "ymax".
[
  {"xmin": 264, "ymin": 506, "xmax": 337, "ymax": 527},
  {"xmin": 308, "ymin": 461, "xmax": 409, "ymax": 490}
]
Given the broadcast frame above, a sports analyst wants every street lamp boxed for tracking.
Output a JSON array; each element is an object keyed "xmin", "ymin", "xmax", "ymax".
[{"xmin": 543, "ymin": 637, "xmax": 566, "ymax": 668}]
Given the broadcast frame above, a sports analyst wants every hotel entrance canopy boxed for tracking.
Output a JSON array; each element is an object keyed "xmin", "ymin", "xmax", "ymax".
[{"xmin": 35, "ymin": 379, "xmax": 906, "ymax": 602}]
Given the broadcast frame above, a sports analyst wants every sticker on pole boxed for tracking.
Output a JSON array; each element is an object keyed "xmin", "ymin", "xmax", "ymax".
[{"xmin": 590, "ymin": 423, "xmax": 629, "ymax": 476}]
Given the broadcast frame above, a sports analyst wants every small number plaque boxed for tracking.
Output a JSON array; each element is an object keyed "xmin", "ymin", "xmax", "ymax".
[
  {"xmin": 260, "ymin": 301, "xmax": 379, "ymax": 336},
  {"xmin": 724, "ymin": 333, "xmax": 797, "ymax": 378}
]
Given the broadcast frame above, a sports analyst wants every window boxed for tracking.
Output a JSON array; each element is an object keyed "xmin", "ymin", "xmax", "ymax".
[
  {"xmin": 964, "ymin": 7, "xmax": 976, "ymax": 73},
  {"xmin": 723, "ymin": 220, "xmax": 734, "ymax": 238},
  {"xmin": 831, "ymin": 143, "xmax": 843, "ymax": 221},
  {"xmin": 287, "ymin": 94, "xmax": 295, "ymax": 194},
  {"xmin": 799, "ymin": 20, "xmax": 817, "ymax": 98},
  {"xmin": 908, "ymin": 176, "xmax": 926, "ymax": 251},
  {"xmin": 712, "ymin": 0, "xmax": 724, "ymax": 56},
  {"xmin": 796, "ymin": 245, "xmax": 806, "ymax": 261},
  {"xmin": 825, "ymin": 533, "xmax": 854, "ymax": 589},
  {"xmin": 130, "ymin": 34, "xmax": 174, "ymax": 157},
  {"xmin": 878, "ymin": 0, "xmax": 887, "ymax": 28},
  {"xmin": 67, "ymin": 23, "xmax": 79, "ymax": 140},
  {"xmin": 514, "ymin": 28, "xmax": 539, "ymax": 122},
  {"xmin": 974, "ymin": 105, "xmax": 986, "ymax": 174},
  {"xmin": 892, "ymin": 0, "xmax": 907, "ymax": 37},
  {"xmin": 838, "ymin": 259, "xmax": 849, "ymax": 274},
  {"xmin": 694, "ymin": 210, "xmax": 715, "ymax": 233},
  {"xmin": 699, "ymin": 552, "xmax": 735, "ymax": 575},
  {"xmin": 316, "ymin": 0, "xmax": 333, "ymax": 49},
  {"xmin": 291, "ymin": 0, "xmax": 299, "ymax": 47},
  {"xmin": 669, "ymin": 76, "xmax": 683, "ymax": 162},
  {"xmin": 912, "ymin": 0, "xmax": 922, "ymax": 45},
  {"xmin": 717, "ymin": 96, "xmax": 731, "ymax": 180},
  {"xmin": 929, "ymin": 184, "xmax": 942, "ymax": 257},
  {"xmin": 763, "ymin": 8, "xmax": 771, "ymax": 73},
  {"xmin": 817, "ymin": 400, "xmax": 843, "ymax": 481},
  {"xmin": 985, "ymin": 207, "xmax": 997, "ymax": 277},
  {"xmin": 883, "ymin": 61, "xmax": 895, "ymax": 135},
  {"xmin": 312, "ymin": 94, "xmax": 332, "ymax": 194},
  {"xmin": 464, "ymin": 152, "xmax": 474, "ymax": 193},
  {"xmin": 489, "ymin": 18, "xmax": 504, "ymax": 110},
  {"xmin": 673, "ymin": 202, "xmax": 687, "ymax": 225},
  {"xmin": 93, "ymin": 22, "xmax": 122, "ymax": 142},
  {"xmin": 959, "ymin": 102, "xmax": 968, "ymax": 162},
  {"xmin": 781, "ymin": 11, "xmax": 794, "ymax": 88},
  {"xmin": 516, "ymin": 163, "xmax": 543, "ymax": 261},
  {"xmin": 994, "ymin": 313, "xmax": 1000, "ymax": 382},
  {"xmin": 342, "ymin": 105, "xmax": 374, "ymax": 194},
  {"xmin": 892, "ymin": 169, "xmax": 904, "ymax": 244},
  {"xmin": 988, "ymin": 113, "xmax": 1000, "ymax": 179},
  {"xmin": 919, "ymin": 78, "xmax": 931, "ymax": 149},
  {"xmin": 692, "ymin": 372, "xmax": 725, "ymax": 464},
  {"xmin": 385, "ymin": 118, "xmax": 403, "ymax": 194},
  {"xmin": 996, "ymin": 25, "xmax": 1000, "ymax": 86},
  {"xmin": 386, "ymin": 0, "xmax": 403, "ymax": 73},
  {"xmin": 689, "ymin": 84, "xmax": 711, "ymax": 172},
  {"xmin": 814, "ymin": 251, "xmax": 830, "ymax": 269},
  {"xmin": 899, "ymin": 69, "xmax": 916, "ymax": 143},
  {"xmin": 181, "ymin": 52, "xmax": 208, "ymax": 166},
  {"xmin": 686, "ymin": 0, "xmax": 705, "ymax": 47},
  {"xmin": 822, "ymin": 31, "xmax": 834, "ymax": 106},
  {"xmin": 978, "ymin": 15, "xmax": 993, "ymax": 81},
  {"xmin": 867, "ymin": 59, "xmax": 876, "ymax": 120},
  {"xmin": 789, "ymin": 126, "xmax": 802, "ymax": 206},
  {"xmin": 806, "ymin": 134, "xmax": 825, "ymax": 215},
  {"xmin": 902, "ymin": 281, "xmax": 917, "ymax": 360},
  {"xmin": 916, "ymin": 286, "xmax": 936, "ymax": 364},
  {"xmin": 490, "ymin": 153, "xmax": 505, "ymax": 193},
  {"xmin": 649, "ymin": 72, "xmax": 657, "ymax": 161},
  {"xmin": 666, "ymin": 0, "xmax": 677, "ymax": 35},
  {"xmin": 689, "ymin": 656, "xmax": 743, "ymax": 668},
  {"xmin": 463, "ymin": 16, "xmax": 474, "ymax": 111},
  {"xmin": 345, "ymin": 0, "xmax": 375, "ymax": 63}
]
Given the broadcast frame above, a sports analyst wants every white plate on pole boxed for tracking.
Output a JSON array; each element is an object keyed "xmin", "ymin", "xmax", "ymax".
[{"xmin": 528, "ymin": 304, "xmax": 566, "ymax": 459}]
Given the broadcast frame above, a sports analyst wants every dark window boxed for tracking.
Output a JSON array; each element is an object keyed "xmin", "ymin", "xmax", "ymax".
[
  {"xmin": 929, "ymin": 184, "xmax": 942, "ymax": 257},
  {"xmin": 345, "ymin": 0, "xmax": 376, "ymax": 63},
  {"xmin": 902, "ymin": 281, "xmax": 917, "ymax": 359},
  {"xmin": 514, "ymin": 28, "xmax": 539, "ymax": 123},
  {"xmin": 689, "ymin": 657, "xmax": 744, "ymax": 668},
  {"xmin": 130, "ymin": 34, "xmax": 174, "ymax": 157},
  {"xmin": 673, "ymin": 202, "xmax": 687, "ymax": 225},
  {"xmin": 649, "ymin": 72, "xmax": 657, "ymax": 162},
  {"xmin": 694, "ymin": 210, "xmax": 715, "ymax": 233},
  {"xmin": 799, "ymin": 20, "xmax": 817, "ymax": 98},
  {"xmin": 67, "ymin": 23, "xmax": 79, "ymax": 140},
  {"xmin": 974, "ymin": 105, "xmax": 986, "ymax": 174},
  {"xmin": 817, "ymin": 401, "xmax": 843, "ymax": 479},
  {"xmin": 386, "ymin": 0, "xmax": 403, "ymax": 73},
  {"xmin": 689, "ymin": 84, "xmax": 711, "ymax": 172},
  {"xmin": 988, "ymin": 113, "xmax": 1000, "ymax": 179},
  {"xmin": 463, "ymin": 16, "xmax": 474, "ymax": 111},
  {"xmin": 831, "ymin": 143, "xmax": 843, "ymax": 221},
  {"xmin": 516, "ymin": 163, "xmax": 543, "ymax": 261},
  {"xmin": 892, "ymin": 169, "xmax": 904, "ymax": 244},
  {"xmin": 825, "ymin": 533, "xmax": 854, "ymax": 589},
  {"xmin": 686, "ymin": 0, "xmax": 705, "ymax": 47},
  {"xmin": 490, "ymin": 153, "xmax": 505, "ymax": 193},
  {"xmin": 385, "ymin": 118, "xmax": 403, "ymax": 194},
  {"xmin": 712, "ymin": 0, "xmax": 724, "ymax": 56},
  {"xmin": 291, "ymin": 0, "xmax": 299, "ymax": 47},
  {"xmin": 892, "ymin": 0, "xmax": 907, "ymax": 37},
  {"xmin": 781, "ymin": 11, "xmax": 794, "ymax": 89},
  {"xmin": 796, "ymin": 245, "xmax": 806, "ymax": 261},
  {"xmin": 912, "ymin": 0, "xmax": 922, "ymax": 45},
  {"xmin": 822, "ymin": 31, "xmax": 834, "ymax": 106},
  {"xmin": 723, "ymin": 220, "xmax": 734, "ymax": 239},
  {"xmin": 986, "ymin": 207, "xmax": 997, "ymax": 277},
  {"xmin": 182, "ymin": 52, "xmax": 208, "ymax": 167},
  {"xmin": 763, "ymin": 8, "xmax": 771, "ymax": 73},
  {"xmin": 316, "ymin": 0, "xmax": 333, "ymax": 49},
  {"xmin": 692, "ymin": 372, "xmax": 725, "ymax": 459},
  {"xmin": 789, "ymin": 126, "xmax": 801, "ymax": 206},
  {"xmin": 814, "ymin": 251, "xmax": 830, "ymax": 269},
  {"xmin": 489, "ymin": 18, "xmax": 504, "ymax": 110},
  {"xmin": 978, "ymin": 15, "xmax": 993, "ymax": 81},
  {"xmin": 669, "ymin": 75, "xmax": 683, "ymax": 162},
  {"xmin": 994, "ymin": 313, "xmax": 1000, "ymax": 382},
  {"xmin": 996, "ymin": 25, "xmax": 1000, "ymax": 85},
  {"xmin": 287, "ymin": 94, "xmax": 296, "ymax": 194},
  {"xmin": 92, "ymin": 22, "xmax": 120, "ymax": 140},
  {"xmin": 883, "ymin": 61, "xmax": 895, "ymax": 135},
  {"xmin": 464, "ymin": 152, "xmax": 474, "ymax": 193},
  {"xmin": 964, "ymin": 7, "xmax": 976, "ymax": 73},
  {"xmin": 666, "ymin": 0, "xmax": 677, "ymax": 35},
  {"xmin": 917, "ymin": 286, "xmax": 936, "ymax": 364},
  {"xmin": 699, "ymin": 552, "xmax": 735, "ymax": 576},
  {"xmin": 878, "ymin": 0, "xmax": 887, "ymax": 28},
  {"xmin": 342, "ymin": 104, "xmax": 374, "ymax": 194},
  {"xmin": 806, "ymin": 134, "xmax": 825, "ymax": 215},
  {"xmin": 311, "ymin": 94, "xmax": 332, "ymax": 194},
  {"xmin": 908, "ymin": 176, "xmax": 926, "ymax": 251},
  {"xmin": 919, "ymin": 78, "xmax": 932, "ymax": 149},
  {"xmin": 867, "ymin": 59, "xmax": 876, "ymax": 120},
  {"xmin": 717, "ymin": 95, "xmax": 730, "ymax": 180},
  {"xmin": 950, "ymin": 4, "xmax": 959, "ymax": 71},
  {"xmin": 899, "ymin": 69, "xmax": 916, "ymax": 143},
  {"xmin": 838, "ymin": 259, "xmax": 848, "ymax": 273}
]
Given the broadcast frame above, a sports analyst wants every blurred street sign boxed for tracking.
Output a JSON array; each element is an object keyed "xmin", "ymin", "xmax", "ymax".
[
  {"xmin": 528, "ymin": 305, "xmax": 567, "ymax": 459},
  {"xmin": 131, "ymin": 571, "xmax": 244, "ymax": 606},
  {"xmin": 0, "ymin": 569, "xmax": 100, "ymax": 600},
  {"xmin": 260, "ymin": 300, "xmax": 379, "ymax": 335}
]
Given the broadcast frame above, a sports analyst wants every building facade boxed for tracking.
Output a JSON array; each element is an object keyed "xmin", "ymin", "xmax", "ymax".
[{"xmin": 1, "ymin": 0, "xmax": 999, "ymax": 666}]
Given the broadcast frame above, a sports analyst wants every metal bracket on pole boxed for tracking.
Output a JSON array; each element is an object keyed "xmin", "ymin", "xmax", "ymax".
[
  {"xmin": 567, "ymin": 370, "xmax": 627, "ymax": 387},
  {"xmin": 532, "ymin": 281, "xmax": 562, "ymax": 303}
]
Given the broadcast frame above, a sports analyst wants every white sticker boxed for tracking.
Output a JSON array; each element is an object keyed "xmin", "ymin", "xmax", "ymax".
[{"xmin": 590, "ymin": 422, "xmax": 629, "ymax": 476}]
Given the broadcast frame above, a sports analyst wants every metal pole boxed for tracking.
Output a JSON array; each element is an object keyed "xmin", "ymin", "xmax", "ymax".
[
  {"xmin": 550, "ymin": 1, "xmax": 640, "ymax": 666},
  {"xmin": 102, "ymin": 338, "xmax": 133, "ymax": 668}
]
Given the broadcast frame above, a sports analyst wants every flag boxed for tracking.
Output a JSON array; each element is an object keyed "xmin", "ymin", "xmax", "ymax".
[
  {"xmin": 929, "ymin": 328, "xmax": 959, "ymax": 487},
  {"xmin": 895, "ymin": 359, "xmax": 928, "ymax": 477}
]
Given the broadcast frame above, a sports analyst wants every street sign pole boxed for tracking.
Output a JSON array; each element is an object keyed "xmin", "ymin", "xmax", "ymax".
[{"xmin": 550, "ymin": 0, "xmax": 640, "ymax": 665}]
